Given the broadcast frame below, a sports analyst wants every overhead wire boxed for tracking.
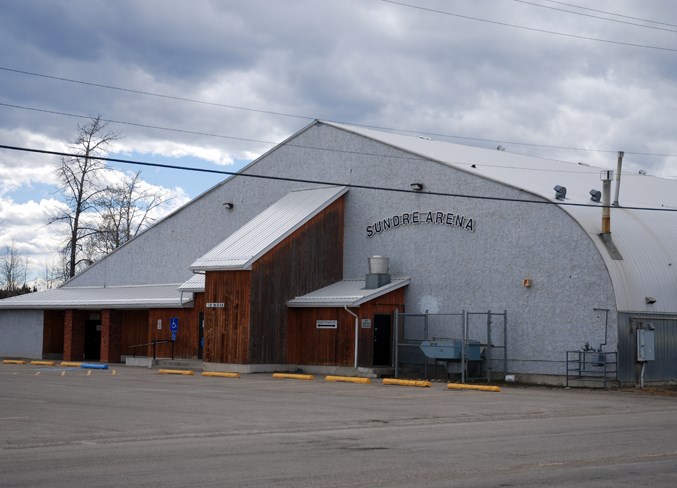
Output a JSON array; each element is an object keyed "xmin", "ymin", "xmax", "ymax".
[
  {"xmin": 4, "ymin": 95, "xmax": 677, "ymax": 161},
  {"xmin": 513, "ymin": 0, "xmax": 677, "ymax": 33},
  {"xmin": 379, "ymin": 0, "xmax": 677, "ymax": 52},
  {"xmin": 1, "ymin": 101, "xmax": 670, "ymax": 175},
  {"xmin": 1, "ymin": 143, "xmax": 675, "ymax": 213},
  {"xmin": 539, "ymin": 0, "xmax": 677, "ymax": 29}
]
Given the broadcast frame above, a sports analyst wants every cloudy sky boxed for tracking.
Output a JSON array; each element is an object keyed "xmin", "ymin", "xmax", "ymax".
[{"xmin": 2, "ymin": 0, "xmax": 677, "ymax": 284}]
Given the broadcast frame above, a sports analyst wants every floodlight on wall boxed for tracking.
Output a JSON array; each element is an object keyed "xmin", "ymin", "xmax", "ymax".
[
  {"xmin": 553, "ymin": 185, "xmax": 567, "ymax": 200},
  {"xmin": 645, "ymin": 296, "xmax": 657, "ymax": 304},
  {"xmin": 589, "ymin": 189, "xmax": 602, "ymax": 203},
  {"xmin": 411, "ymin": 183, "xmax": 424, "ymax": 191},
  {"xmin": 223, "ymin": 202, "xmax": 234, "ymax": 209}
]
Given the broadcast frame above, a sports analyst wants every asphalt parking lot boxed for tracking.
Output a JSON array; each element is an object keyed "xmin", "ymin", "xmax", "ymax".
[{"xmin": 2, "ymin": 362, "xmax": 677, "ymax": 487}]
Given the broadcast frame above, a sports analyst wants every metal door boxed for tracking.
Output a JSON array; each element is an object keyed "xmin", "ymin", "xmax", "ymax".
[{"xmin": 373, "ymin": 314, "xmax": 392, "ymax": 366}]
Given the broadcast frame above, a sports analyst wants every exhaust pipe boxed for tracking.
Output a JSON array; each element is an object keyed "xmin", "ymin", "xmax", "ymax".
[{"xmin": 612, "ymin": 151, "xmax": 624, "ymax": 207}]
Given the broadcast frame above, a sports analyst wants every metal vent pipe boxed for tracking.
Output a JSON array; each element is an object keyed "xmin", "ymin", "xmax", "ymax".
[
  {"xmin": 601, "ymin": 170, "xmax": 613, "ymax": 233},
  {"xmin": 612, "ymin": 151, "xmax": 624, "ymax": 207}
]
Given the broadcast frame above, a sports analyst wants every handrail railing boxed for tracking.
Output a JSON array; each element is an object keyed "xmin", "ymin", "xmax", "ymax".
[{"xmin": 129, "ymin": 339, "xmax": 175, "ymax": 360}]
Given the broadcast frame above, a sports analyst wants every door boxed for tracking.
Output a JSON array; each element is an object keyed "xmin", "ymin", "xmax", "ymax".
[
  {"xmin": 198, "ymin": 312, "xmax": 205, "ymax": 360},
  {"xmin": 84, "ymin": 319, "xmax": 101, "ymax": 361},
  {"xmin": 373, "ymin": 314, "xmax": 392, "ymax": 366}
]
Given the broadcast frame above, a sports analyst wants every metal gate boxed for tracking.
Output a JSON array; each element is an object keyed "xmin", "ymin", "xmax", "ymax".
[{"xmin": 394, "ymin": 310, "xmax": 507, "ymax": 383}]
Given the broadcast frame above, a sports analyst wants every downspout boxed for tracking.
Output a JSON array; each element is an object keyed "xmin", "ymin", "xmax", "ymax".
[{"xmin": 344, "ymin": 305, "xmax": 359, "ymax": 369}]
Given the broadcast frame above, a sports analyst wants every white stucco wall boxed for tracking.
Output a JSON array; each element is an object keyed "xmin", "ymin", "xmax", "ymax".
[
  {"xmin": 63, "ymin": 122, "xmax": 618, "ymax": 376},
  {"xmin": 0, "ymin": 310, "xmax": 44, "ymax": 359},
  {"xmin": 267, "ymin": 124, "xmax": 619, "ymax": 376}
]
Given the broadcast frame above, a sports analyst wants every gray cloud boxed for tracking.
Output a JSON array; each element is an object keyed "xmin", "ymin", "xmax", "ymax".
[{"xmin": 2, "ymin": 0, "xmax": 677, "ymax": 280}]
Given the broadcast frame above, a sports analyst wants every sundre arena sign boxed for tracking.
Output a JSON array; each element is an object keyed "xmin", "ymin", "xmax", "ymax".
[{"xmin": 366, "ymin": 210, "xmax": 476, "ymax": 238}]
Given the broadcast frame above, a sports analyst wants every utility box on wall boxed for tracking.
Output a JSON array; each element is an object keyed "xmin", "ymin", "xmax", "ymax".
[{"xmin": 637, "ymin": 329, "xmax": 655, "ymax": 362}]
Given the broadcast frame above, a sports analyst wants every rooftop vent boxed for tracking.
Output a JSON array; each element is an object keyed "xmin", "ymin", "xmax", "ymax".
[
  {"xmin": 365, "ymin": 256, "xmax": 391, "ymax": 289},
  {"xmin": 554, "ymin": 185, "xmax": 567, "ymax": 200},
  {"xmin": 589, "ymin": 189, "xmax": 602, "ymax": 203}
]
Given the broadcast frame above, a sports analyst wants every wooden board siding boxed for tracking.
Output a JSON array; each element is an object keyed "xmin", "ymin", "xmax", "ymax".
[
  {"xmin": 119, "ymin": 310, "xmax": 150, "ymax": 358},
  {"xmin": 249, "ymin": 196, "xmax": 345, "ymax": 364},
  {"xmin": 204, "ymin": 271, "xmax": 251, "ymax": 364},
  {"xmin": 357, "ymin": 288, "xmax": 406, "ymax": 367},
  {"xmin": 147, "ymin": 292, "xmax": 205, "ymax": 360},
  {"xmin": 287, "ymin": 288, "xmax": 406, "ymax": 367},
  {"xmin": 43, "ymin": 310, "xmax": 64, "ymax": 357},
  {"xmin": 287, "ymin": 308, "xmax": 355, "ymax": 366}
]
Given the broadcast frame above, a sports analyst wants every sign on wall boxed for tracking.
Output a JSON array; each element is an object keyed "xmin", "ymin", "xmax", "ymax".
[
  {"xmin": 206, "ymin": 303, "xmax": 225, "ymax": 308},
  {"xmin": 366, "ymin": 210, "xmax": 476, "ymax": 238},
  {"xmin": 361, "ymin": 319, "xmax": 372, "ymax": 329},
  {"xmin": 316, "ymin": 320, "xmax": 338, "ymax": 329}
]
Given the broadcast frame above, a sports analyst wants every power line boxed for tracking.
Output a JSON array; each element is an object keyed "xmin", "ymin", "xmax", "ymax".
[
  {"xmin": 379, "ymin": 0, "xmax": 677, "ymax": 52},
  {"xmin": 540, "ymin": 0, "xmax": 677, "ymax": 29},
  {"xmin": 1, "ymin": 143, "xmax": 675, "ymax": 213},
  {"xmin": 0, "ymin": 67, "xmax": 313, "ymax": 122},
  {"xmin": 513, "ymin": 0, "xmax": 677, "ymax": 33},
  {"xmin": 5, "ymin": 99, "xmax": 677, "ymax": 162},
  {"xmin": 0, "ymin": 103, "xmax": 617, "ymax": 175}
]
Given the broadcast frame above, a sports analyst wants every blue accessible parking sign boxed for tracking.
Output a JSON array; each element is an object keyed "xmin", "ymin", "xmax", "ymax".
[{"xmin": 170, "ymin": 317, "xmax": 179, "ymax": 341}]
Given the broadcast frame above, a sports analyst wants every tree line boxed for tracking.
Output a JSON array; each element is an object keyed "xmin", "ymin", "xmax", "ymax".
[{"xmin": 1, "ymin": 116, "xmax": 170, "ymax": 296}]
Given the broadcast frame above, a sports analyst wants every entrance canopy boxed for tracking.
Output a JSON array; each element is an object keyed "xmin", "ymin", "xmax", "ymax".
[
  {"xmin": 287, "ymin": 277, "xmax": 410, "ymax": 308},
  {"xmin": 0, "ymin": 284, "xmax": 192, "ymax": 310}
]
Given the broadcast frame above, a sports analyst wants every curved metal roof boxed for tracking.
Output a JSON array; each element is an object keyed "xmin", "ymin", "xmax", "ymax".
[{"xmin": 324, "ymin": 122, "xmax": 677, "ymax": 314}]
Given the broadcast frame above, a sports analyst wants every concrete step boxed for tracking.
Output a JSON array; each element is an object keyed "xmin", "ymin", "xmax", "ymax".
[{"xmin": 155, "ymin": 359, "xmax": 204, "ymax": 371}]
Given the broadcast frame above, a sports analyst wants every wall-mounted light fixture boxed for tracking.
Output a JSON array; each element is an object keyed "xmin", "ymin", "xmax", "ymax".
[
  {"xmin": 645, "ymin": 296, "xmax": 657, "ymax": 304},
  {"xmin": 411, "ymin": 183, "xmax": 424, "ymax": 191},
  {"xmin": 223, "ymin": 202, "xmax": 234, "ymax": 209},
  {"xmin": 553, "ymin": 185, "xmax": 567, "ymax": 200},
  {"xmin": 589, "ymin": 189, "xmax": 602, "ymax": 203}
]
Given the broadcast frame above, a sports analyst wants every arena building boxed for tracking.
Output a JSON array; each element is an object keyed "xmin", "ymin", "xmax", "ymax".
[{"xmin": 1, "ymin": 121, "xmax": 676, "ymax": 385}]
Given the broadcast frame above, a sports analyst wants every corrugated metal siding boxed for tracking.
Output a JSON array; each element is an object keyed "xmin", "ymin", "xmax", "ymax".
[{"xmin": 618, "ymin": 313, "xmax": 677, "ymax": 383}]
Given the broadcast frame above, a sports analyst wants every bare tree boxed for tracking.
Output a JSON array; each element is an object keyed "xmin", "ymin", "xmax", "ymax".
[
  {"xmin": 0, "ymin": 241, "xmax": 31, "ymax": 298},
  {"xmin": 49, "ymin": 116, "xmax": 122, "ymax": 278},
  {"xmin": 42, "ymin": 250, "xmax": 70, "ymax": 289},
  {"xmin": 90, "ymin": 170, "xmax": 172, "ymax": 255}
]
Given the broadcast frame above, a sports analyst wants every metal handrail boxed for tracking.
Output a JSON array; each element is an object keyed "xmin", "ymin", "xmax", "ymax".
[{"xmin": 129, "ymin": 339, "xmax": 174, "ymax": 360}]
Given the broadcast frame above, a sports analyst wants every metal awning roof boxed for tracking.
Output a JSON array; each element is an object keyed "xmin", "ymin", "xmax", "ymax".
[
  {"xmin": 0, "ymin": 284, "xmax": 193, "ymax": 310},
  {"xmin": 287, "ymin": 277, "xmax": 410, "ymax": 308},
  {"xmin": 178, "ymin": 273, "xmax": 205, "ymax": 292},
  {"xmin": 190, "ymin": 185, "xmax": 348, "ymax": 271}
]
